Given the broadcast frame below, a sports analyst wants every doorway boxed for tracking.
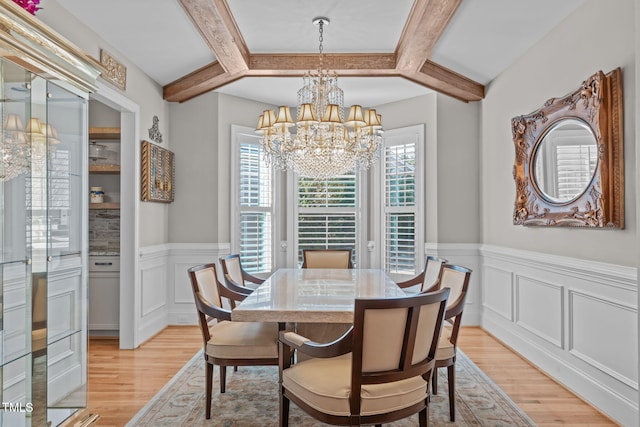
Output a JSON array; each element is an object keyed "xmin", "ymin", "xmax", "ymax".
[{"xmin": 89, "ymin": 81, "xmax": 140, "ymax": 349}]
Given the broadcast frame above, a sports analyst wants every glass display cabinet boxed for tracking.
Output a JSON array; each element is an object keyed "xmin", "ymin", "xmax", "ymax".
[{"xmin": 0, "ymin": 2, "xmax": 102, "ymax": 426}]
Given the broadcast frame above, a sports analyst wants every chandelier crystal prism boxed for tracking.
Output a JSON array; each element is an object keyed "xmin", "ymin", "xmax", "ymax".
[{"xmin": 256, "ymin": 17, "xmax": 383, "ymax": 178}]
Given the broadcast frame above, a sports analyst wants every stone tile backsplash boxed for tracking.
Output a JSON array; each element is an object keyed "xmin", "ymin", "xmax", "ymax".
[{"xmin": 89, "ymin": 210, "xmax": 120, "ymax": 254}]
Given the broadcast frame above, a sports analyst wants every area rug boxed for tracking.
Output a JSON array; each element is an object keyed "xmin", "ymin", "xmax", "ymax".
[{"xmin": 126, "ymin": 350, "xmax": 536, "ymax": 426}]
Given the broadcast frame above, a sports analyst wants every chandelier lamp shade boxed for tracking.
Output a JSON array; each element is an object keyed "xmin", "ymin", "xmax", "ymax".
[{"xmin": 255, "ymin": 17, "xmax": 384, "ymax": 178}]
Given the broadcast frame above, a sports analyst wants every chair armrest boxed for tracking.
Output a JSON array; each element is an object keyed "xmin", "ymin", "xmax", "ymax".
[
  {"xmin": 242, "ymin": 270, "xmax": 266, "ymax": 285},
  {"xmin": 218, "ymin": 282, "xmax": 249, "ymax": 303},
  {"xmin": 222, "ymin": 273, "xmax": 254, "ymax": 296},
  {"xmin": 196, "ymin": 294, "xmax": 232, "ymax": 321},
  {"xmin": 396, "ymin": 272, "xmax": 425, "ymax": 289},
  {"xmin": 279, "ymin": 328, "xmax": 353, "ymax": 359}
]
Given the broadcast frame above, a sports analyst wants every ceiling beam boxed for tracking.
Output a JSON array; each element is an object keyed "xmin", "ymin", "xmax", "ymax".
[
  {"xmin": 396, "ymin": 0, "xmax": 462, "ymax": 72},
  {"xmin": 179, "ymin": 0, "xmax": 249, "ymax": 73},
  {"xmin": 164, "ymin": 0, "xmax": 485, "ymax": 103},
  {"xmin": 403, "ymin": 60, "xmax": 484, "ymax": 102},
  {"xmin": 163, "ymin": 61, "xmax": 245, "ymax": 102},
  {"xmin": 248, "ymin": 54, "xmax": 398, "ymax": 76}
]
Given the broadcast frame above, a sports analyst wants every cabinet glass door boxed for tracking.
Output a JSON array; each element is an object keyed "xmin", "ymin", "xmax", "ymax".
[
  {"xmin": 0, "ymin": 57, "xmax": 89, "ymax": 426},
  {"xmin": 45, "ymin": 80, "xmax": 88, "ymax": 423},
  {"xmin": 0, "ymin": 58, "xmax": 36, "ymax": 427}
]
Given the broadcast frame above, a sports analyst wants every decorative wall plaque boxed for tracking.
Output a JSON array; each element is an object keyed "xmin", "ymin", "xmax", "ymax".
[
  {"xmin": 148, "ymin": 115, "xmax": 163, "ymax": 143},
  {"xmin": 511, "ymin": 68, "xmax": 624, "ymax": 228},
  {"xmin": 99, "ymin": 49, "xmax": 127, "ymax": 90},
  {"xmin": 141, "ymin": 140, "xmax": 175, "ymax": 203}
]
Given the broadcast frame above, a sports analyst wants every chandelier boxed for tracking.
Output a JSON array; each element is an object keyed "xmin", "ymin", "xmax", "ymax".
[{"xmin": 256, "ymin": 17, "xmax": 383, "ymax": 178}]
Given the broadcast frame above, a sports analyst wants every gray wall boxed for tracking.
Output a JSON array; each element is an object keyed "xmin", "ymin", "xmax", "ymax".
[
  {"xmin": 41, "ymin": 0, "xmax": 171, "ymax": 247},
  {"xmin": 168, "ymin": 92, "xmax": 274, "ymax": 243},
  {"xmin": 376, "ymin": 93, "xmax": 481, "ymax": 245},
  {"xmin": 481, "ymin": 0, "xmax": 637, "ymax": 266}
]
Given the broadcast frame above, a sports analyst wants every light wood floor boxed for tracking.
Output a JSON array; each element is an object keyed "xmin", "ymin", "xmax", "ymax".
[{"xmin": 86, "ymin": 326, "xmax": 617, "ymax": 426}]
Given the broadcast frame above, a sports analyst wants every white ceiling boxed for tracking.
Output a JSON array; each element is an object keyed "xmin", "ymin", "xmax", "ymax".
[{"xmin": 54, "ymin": 0, "xmax": 585, "ymax": 107}]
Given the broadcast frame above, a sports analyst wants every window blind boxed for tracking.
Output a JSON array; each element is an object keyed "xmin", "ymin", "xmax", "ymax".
[
  {"xmin": 384, "ymin": 142, "xmax": 416, "ymax": 275},
  {"xmin": 238, "ymin": 142, "xmax": 272, "ymax": 273},
  {"xmin": 297, "ymin": 174, "xmax": 357, "ymax": 266}
]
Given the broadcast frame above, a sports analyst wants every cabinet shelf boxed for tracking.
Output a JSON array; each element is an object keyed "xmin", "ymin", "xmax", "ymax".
[
  {"xmin": 89, "ymin": 127, "xmax": 120, "ymax": 140},
  {"xmin": 89, "ymin": 203, "xmax": 120, "ymax": 210},
  {"xmin": 89, "ymin": 164, "xmax": 120, "ymax": 173}
]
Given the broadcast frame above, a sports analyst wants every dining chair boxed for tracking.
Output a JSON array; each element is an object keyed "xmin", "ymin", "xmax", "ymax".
[
  {"xmin": 301, "ymin": 248, "xmax": 353, "ymax": 269},
  {"xmin": 430, "ymin": 263, "xmax": 472, "ymax": 422},
  {"xmin": 278, "ymin": 288, "xmax": 450, "ymax": 427},
  {"xmin": 219, "ymin": 254, "xmax": 265, "ymax": 292},
  {"xmin": 187, "ymin": 263, "xmax": 279, "ymax": 419},
  {"xmin": 396, "ymin": 255, "xmax": 448, "ymax": 293}
]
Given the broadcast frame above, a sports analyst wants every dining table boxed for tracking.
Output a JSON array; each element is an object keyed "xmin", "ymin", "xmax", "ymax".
[{"xmin": 230, "ymin": 268, "xmax": 407, "ymax": 325}]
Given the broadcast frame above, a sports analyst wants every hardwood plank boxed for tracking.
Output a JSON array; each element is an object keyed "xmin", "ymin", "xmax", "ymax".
[
  {"xmin": 458, "ymin": 327, "xmax": 617, "ymax": 426},
  {"xmin": 87, "ymin": 326, "xmax": 616, "ymax": 426},
  {"xmin": 396, "ymin": 0, "xmax": 462, "ymax": 72},
  {"xmin": 86, "ymin": 326, "xmax": 201, "ymax": 427}
]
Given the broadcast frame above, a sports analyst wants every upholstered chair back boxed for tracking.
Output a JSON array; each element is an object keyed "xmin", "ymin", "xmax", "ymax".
[
  {"xmin": 193, "ymin": 264, "xmax": 223, "ymax": 309},
  {"xmin": 439, "ymin": 265, "xmax": 470, "ymax": 311},
  {"xmin": 302, "ymin": 248, "xmax": 353, "ymax": 269},
  {"xmin": 224, "ymin": 256, "xmax": 244, "ymax": 285},
  {"xmin": 421, "ymin": 257, "xmax": 447, "ymax": 292}
]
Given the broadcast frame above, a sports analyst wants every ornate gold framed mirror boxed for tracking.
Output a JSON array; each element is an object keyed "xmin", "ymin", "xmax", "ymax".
[{"xmin": 512, "ymin": 68, "xmax": 624, "ymax": 228}]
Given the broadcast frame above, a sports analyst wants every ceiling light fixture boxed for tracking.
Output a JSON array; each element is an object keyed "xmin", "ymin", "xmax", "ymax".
[{"xmin": 256, "ymin": 17, "xmax": 383, "ymax": 178}]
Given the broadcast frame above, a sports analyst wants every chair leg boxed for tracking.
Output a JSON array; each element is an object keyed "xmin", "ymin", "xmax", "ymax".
[
  {"xmin": 447, "ymin": 364, "xmax": 455, "ymax": 422},
  {"xmin": 432, "ymin": 368, "xmax": 438, "ymax": 395},
  {"xmin": 419, "ymin": 406, "xmax": 428, "ymax": 427},
  {"xmin": 205, "ymin": 362, "xmax": 213, "ymax": 419},
  {"xmin": 220, "ymin": 365, "xmax": 227, "ymax": 393},
  {"xmin": 279, "ymin": 392, "xmax": 290, "ymax": 427}
]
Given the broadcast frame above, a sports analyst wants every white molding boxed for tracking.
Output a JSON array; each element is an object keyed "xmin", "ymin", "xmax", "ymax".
[
  {"xmin": 481, "ymin": 244, "xmax": 637, "ymax": 291},
  {"xmin": 482, "ymin": 264, "xmax": 514, "ymax": 321}
]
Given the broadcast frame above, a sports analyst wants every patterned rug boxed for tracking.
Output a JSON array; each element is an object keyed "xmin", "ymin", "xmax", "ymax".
[{"xmin": 127, "ymin": 350, "xmax": 536, "ymax": 426}]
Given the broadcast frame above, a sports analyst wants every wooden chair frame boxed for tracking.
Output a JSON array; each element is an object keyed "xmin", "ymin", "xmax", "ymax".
[
  {"xmin": 396, "ymin": 255, "xmax": 448, "ymax": 292},
  {"xmin": 188, "ymin": 263, "xmax": 278, "ymax": 419},
  {"xmin": 278, "ymin": 289, "xmax": 450, "ymax": 427},
  {"xmin": 219, "ymin": 254, "xmax": 265, "ymax": 293},
  {"xmin": 430, "ymin": 263, "xmax": 472, "ymax": 422}
]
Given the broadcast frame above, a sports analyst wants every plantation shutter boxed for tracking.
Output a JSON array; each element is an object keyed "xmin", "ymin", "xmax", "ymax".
[
  {"xmin": 297, "ymin": 174, "xmax": 357, "ymax": 266},
  {"xmin": 384, "ymin": 142, "xmax": 416, "ymax": 275},
  {"xmin": 238, "ymin": 143, "xmax": 272, "ymax": 273}
]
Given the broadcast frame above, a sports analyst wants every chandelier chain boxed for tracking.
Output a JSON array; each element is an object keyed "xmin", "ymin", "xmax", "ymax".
[{"xmin": 318, "ymin": 19, "xmax": 324, "ymax": 71}]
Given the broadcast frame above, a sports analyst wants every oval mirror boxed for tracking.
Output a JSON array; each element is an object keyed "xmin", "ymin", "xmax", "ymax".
[{"xmin": 533, "ymin": 118, "xmax": 598, "ymax": 204}]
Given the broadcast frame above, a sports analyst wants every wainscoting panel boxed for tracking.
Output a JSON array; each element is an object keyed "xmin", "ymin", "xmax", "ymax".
[
  {"xmin": 481, "ymin": 244, "xmax": 638, "ymax": 426},
  {"xmin": 139, "ymin": 244, "xmax": 170, "ymax": 344},
  {"xmin": 515, "ymin": 275, "xmax": 563, "ymax": 348},
  {"xmin": 167, "ymin": 243, "xmax": 231, "ymax": 325},
  {"xmin": 482, "ymin": 265, "xmax": 513, "ymax": 321},
  {"xmin": 569, "ymin": 289, "xmax": 638, "ymax": 389}
]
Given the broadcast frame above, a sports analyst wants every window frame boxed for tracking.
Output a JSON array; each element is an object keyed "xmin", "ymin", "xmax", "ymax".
[
  {"xmin": 371, "ymin": 124, "xmax": 425, "ymax": 276},
  {"xmin": 230, "ymin": 124, "xmax": 279, "ymax": 275},
  {"xmin": 288, "ymin": 169, "xmax": 367, "ymax": 268}
]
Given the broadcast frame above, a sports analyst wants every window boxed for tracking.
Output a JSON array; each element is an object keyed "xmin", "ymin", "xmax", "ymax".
[
  {"xmin": 376, "ymin": 125, "xmax": 424, "ymax": 275},
  {"xmin": 296, "ymin": 173, "xmax": 358, "ymax": 266},
  {"xmin": 232, "ymin": 126, "xmax": 275, "ymax": 274}
]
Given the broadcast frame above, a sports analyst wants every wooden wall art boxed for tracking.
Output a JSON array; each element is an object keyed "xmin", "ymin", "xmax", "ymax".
[
  {"xmin": 141, "ymin": 140, "xmax": 175, "ymax": 203},
  {"xmin": 511, "ymin": 68, "xmax": 624, "ymax": 228},
  {"xmin": 100, "ymin": 49, "xmax": 127, "ymax": 90}
]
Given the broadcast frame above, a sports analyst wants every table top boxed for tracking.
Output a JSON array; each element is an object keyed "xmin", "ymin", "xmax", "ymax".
[{"xmin": 231, "ymin": 268, "xmax": 406, "ymax": 323}]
